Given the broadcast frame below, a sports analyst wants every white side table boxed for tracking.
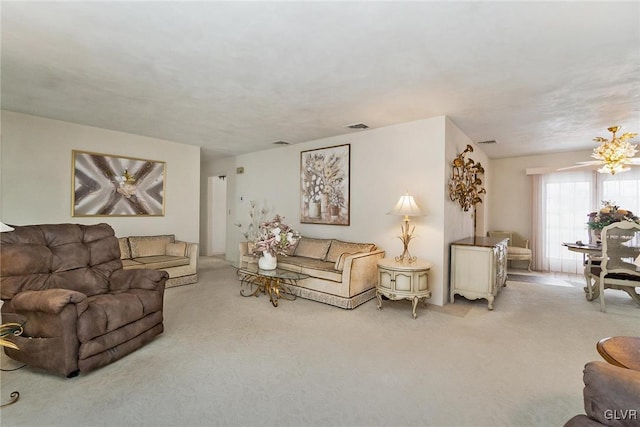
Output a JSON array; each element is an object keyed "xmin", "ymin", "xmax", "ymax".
[{"xmin": 376, "ymin": 258, "xmax": 431, "ymax": 319}]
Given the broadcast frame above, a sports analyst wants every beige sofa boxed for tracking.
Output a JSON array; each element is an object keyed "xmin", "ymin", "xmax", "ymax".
[
  {"xmin": 118, "ymin": 234, "xmax": 199, "ymax": 288},
  {"xmin": 239, "ymin": 237, "xmax": 384, "ymax": 309}
]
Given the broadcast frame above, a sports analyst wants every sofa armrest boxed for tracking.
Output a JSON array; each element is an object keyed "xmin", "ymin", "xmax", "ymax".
[
  {"xmin": 180, "ymin": 241, "xmax": 199, "ymax": 270},
  {"xmin": 110, "ymin": 268, "xmax": 168, "ymax": 292},
  {"xmin": 342, "ymin": 249, "xmax": 386, "ymax": 295},
  {"xmin": 12, "ymin": 289, "xmax": 88, "ymax": 316}
]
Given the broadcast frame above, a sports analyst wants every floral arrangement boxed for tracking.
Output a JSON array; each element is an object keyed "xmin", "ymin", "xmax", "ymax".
[
  {"xmin": 587, "ymin": 201, "xmax": 639, "ymax": 230},
  {"xmin": 236, "ymin": 201, "xmax": 269, "ymax": 242},
  {"xmin": 252, "ymin": 214, "xmax": 300, "ymax": 257}
]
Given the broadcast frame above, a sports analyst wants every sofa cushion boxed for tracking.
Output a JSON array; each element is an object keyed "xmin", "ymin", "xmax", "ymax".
[
  {"xmin": 293, "ymin": 237, "xmax": 332, "ymax": 260},
  {"xmin": 278, "ymin": 256, "xmax": 342, "ymax": 282},
  {"xmin": 326, "ymin": 240, "xmax": 376, "ymax": 263},
  {"xmin": 508, "ymin": 246, "xmax": 531, "ymax": 256},
  {"xmin": 166, "ymin": 242, "xmax": 187, "ymax": 257},
  {"xmin": 118, "ymin": 238, "xmax": 131, "ymax": 260},
  {"xmin": 129, "ymin": 235, "xmax": 175, "ymax": 258},
  {"xmin": 131, "ymin": 256, "xmax": 190, "ymax": 270},
  {"xmin": 122, "ymin": 259, "xmax": 143, "ymax": 268}
]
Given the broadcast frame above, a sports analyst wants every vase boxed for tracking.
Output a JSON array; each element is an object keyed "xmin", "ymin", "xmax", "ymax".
[
  {"xmin": 309, "ymin": 201, "xmax": 321, "ymax": 219},
  {"xmin": 329, "ymin": 205, "xmax": 340, "ymax": 221},
  {"xmin": 258, "ymin": 252, "xmax": 277, "ymax": 270},
  {"xmin": 589, "ymin": 228, "xmax": 601, "ymax": 245}
]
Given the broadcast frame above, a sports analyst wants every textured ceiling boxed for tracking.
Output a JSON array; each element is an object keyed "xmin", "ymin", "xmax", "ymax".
[{"xmin": 2, "ymin": 2, "xmax": 639, "ymax": 160}]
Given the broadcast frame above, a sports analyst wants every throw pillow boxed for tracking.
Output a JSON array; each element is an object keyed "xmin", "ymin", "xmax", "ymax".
[
  {"xmin": 293, "ymin": 237, "xmax": 332, "ymax": 260},
  {"xmin": 166, "ymin": 242, "xmax": 187, "ymax": 257},
  {"xmin": 326, "ymin": 240, "xmax": 375, "ymax": 263},
  {"xmin": 118, "ymin": 238, "xmax": 131, "ymax": 260},
  {"xmin": 129, "ymin": 235, "xmax": 175, "ymax": 258}
]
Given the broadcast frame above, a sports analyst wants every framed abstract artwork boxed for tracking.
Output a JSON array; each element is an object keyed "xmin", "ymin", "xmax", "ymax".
[
  {"xmin": 300, "ymin": 144, "xmax": 350, "ymax": 225},
  {"xmin": 72, "ymin": 150, "xmax": 166, "ymax": 216}
]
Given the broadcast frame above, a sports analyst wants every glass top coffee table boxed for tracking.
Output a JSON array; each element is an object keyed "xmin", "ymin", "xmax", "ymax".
[{"xmin": 232, "ymin": 262, "xmax": 309, "ymax": 307}]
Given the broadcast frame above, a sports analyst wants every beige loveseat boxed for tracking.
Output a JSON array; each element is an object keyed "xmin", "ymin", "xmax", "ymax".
[
  {"xmin": 239, "ymin": 237, "xmax": 384, "ymax": 309},
  {"xmin": 118, "ymin": 234, "xmax": 199, "ymax": 288}
]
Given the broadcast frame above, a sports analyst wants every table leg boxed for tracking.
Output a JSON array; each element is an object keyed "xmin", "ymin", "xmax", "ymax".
[
  {"xmin": 240, "ymin": 276, "xmax": 264, "ymax": 297},
  {"xmin": 0, "ymin": 391, "xmax": 19, "ymax": 408},
  {"xmin": 584, "ymin": 255, "xmax": 594, "ymax": 300},
  {"xmin": 411, "ymin": 296, "xmax": 418, "ymax": 319},
  {"xmin": 376, "ymin": 291, "xmax": 383, "ymax": 310}
]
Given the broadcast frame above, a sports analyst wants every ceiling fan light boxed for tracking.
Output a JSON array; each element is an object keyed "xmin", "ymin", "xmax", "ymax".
[
  {"xmin": 590, "ymin": 126, "xmax": 638, "ymax": 175},
  {"xmin": 597, "ymin": 162, "xmax": 630, "ymax": 175}
]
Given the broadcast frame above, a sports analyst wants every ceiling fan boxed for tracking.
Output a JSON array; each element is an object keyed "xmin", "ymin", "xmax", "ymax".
[{"xmin": 561, "ymin": 126, "xmax": 639, "ymax": 175}]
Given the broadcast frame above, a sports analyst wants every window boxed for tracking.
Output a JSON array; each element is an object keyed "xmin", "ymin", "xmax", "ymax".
[{"xmin": 535, "ymin": 169, "xmax": 640, "ymax": 273}]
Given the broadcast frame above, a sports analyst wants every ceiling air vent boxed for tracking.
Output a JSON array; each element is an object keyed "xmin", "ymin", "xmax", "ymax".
[
  {"xmin": 272, "ymin": 141, "xmax": 290, "ymax": 145},
  {"xmin": 477, "ymin": 140, "xmax": 497, "ymax": 144},
  {"xmin": 346, "ymin": 123, "xmax": 369, "ymax": 130}
]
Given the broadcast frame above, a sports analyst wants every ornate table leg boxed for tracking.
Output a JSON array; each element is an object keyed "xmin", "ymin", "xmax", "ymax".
[
  {"xmin": 240, "ymin": 276, "xmax": 263, "ymax": 297},
  {"xmin": 411, "ymin": 296, "xmax": 419, "ymax": 319},
  {"xmin": 267, "ymin": 278, "xmax": 279, "ymax": 307},
  {"xmin": 1, "ymin": 323, "xmax": 23, "ymax": 407},
  {"xmin": 376, "ymin": 291, "xmax": 383, "ymax": 310},
  {"xmin": 1, "ymin": 391, "xmax": 19, "ymax": 408}
]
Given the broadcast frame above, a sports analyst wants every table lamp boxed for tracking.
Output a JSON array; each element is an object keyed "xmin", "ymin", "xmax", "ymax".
[{"xmin": 388, "ymin": 192, "xmax": 425, "ymax": 263}]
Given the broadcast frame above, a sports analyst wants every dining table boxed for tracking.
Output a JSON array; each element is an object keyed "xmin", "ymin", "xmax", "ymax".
[{"xmin": 563, "ymin": 242, "xmax": 640, "ymax": 306}]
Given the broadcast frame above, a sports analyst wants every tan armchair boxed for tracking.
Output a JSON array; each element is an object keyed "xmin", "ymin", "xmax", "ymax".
[{"xmin": 488, "ymin": 231, "xmax": 532, "ymax": 271}]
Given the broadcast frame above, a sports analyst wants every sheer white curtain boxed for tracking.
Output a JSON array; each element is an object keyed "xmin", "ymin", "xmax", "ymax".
[
  {"xmin": 533, "ymin": 170, "xmax": 595, "ymax": 273},
  {"xmin": 597, "ymin": 168, "xmax": 640, "ymax": 215},
  {"xmin": 533, "ymin": 168, "xmax": 640, "ymax": 273}
]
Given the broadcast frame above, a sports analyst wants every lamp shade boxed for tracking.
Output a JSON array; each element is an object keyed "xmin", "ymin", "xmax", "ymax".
[
  {"xmin": 0, "ymin": 222, "xmax": 14, "ymax": 232},
  {"xmin": 388, "ymin": 193, "xmax": 424, "ymax": 217}
]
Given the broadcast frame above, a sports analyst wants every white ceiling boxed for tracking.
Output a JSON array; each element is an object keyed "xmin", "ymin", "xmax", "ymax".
[{"xmin": 2, "ymin": 1, "xmax": 639, "ymax": 161}]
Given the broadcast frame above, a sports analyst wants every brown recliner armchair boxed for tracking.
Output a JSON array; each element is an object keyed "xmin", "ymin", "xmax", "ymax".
[
  {"xmin": 1, "ymin": 223, "xmax": 168, "ymax": 377},
  {"xmin": 564, "ymin": 361, "xmax": 640, "ymax": 426}
]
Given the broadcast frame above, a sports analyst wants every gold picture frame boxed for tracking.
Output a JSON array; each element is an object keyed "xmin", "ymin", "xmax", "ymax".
[
  {"xmin": 300, "ymin": 144, "xmax": 350, "ymax": 225},
  {"xmin": 72, "ymin": 150, "xmax": 166, "ymax": 217}
]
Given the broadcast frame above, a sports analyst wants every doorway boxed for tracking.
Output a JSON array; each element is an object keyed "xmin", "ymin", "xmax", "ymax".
[{"xmin": 207, "ymin": 175, "xmax": 228, "ymax": 256}]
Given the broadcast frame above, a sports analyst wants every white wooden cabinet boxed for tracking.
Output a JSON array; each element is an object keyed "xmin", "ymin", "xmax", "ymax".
[
  {"xmin": 376, "ymin": 258, "xmax": 431, "ymax": 319},
  {"xmin": 450, "ymin": 237, "xmax": 508, "ymax": 310}
]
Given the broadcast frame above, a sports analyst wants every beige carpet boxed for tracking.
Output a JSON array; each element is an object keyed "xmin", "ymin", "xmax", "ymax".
[{"xmin": 2, "ymin": 260, "xmax": 639, "ymax": 427}]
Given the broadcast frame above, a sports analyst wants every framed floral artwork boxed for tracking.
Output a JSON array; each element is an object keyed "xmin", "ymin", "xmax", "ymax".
[
  {"xmin": 300, "ymin": 144, "xmax": 350, "ymax": 225},
  {"xmin": 72, "ymin": 150, "xmax": 166, "ymax": 216}
]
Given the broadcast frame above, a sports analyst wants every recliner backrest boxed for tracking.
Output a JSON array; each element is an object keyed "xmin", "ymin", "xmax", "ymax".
[{"xmin": 0, "ymin": 223, "xmax": 122, "ymax": 299}]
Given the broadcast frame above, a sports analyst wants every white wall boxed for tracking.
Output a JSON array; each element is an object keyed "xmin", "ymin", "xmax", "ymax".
[
  {"xmin": 203, "ymin": 116, "xmax": 485, "ymax": 306},
  {"xmin": 1, "ymin": 111, "xmax": 201, "ymax": 242},
  {"xmin": 442, "ymin": 118, "xmax": 491, "ymax": 300},
  {"xmin": 488, "ymin": 149, "xmax": 593, "ymax": 241}
]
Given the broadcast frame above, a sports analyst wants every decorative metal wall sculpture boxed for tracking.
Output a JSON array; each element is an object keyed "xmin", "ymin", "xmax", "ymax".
[{"xmin": 448, "ymin": 144, "xmax": 486, "ymax": 212}]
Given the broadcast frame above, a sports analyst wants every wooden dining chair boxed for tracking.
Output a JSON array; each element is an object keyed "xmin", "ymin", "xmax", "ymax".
[{"xmin": 589, "ymin": 221, "xmax": 640, "ymax": 312}]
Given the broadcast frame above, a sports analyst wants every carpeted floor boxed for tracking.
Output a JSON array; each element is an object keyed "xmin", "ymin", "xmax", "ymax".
[
  {"xmin": 2, "ymin": 260, "xmax": 639, "ymax": 427},
  {"xmin": 507, "ymin": 273, "xmax": 573, "ymax": 286}
]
